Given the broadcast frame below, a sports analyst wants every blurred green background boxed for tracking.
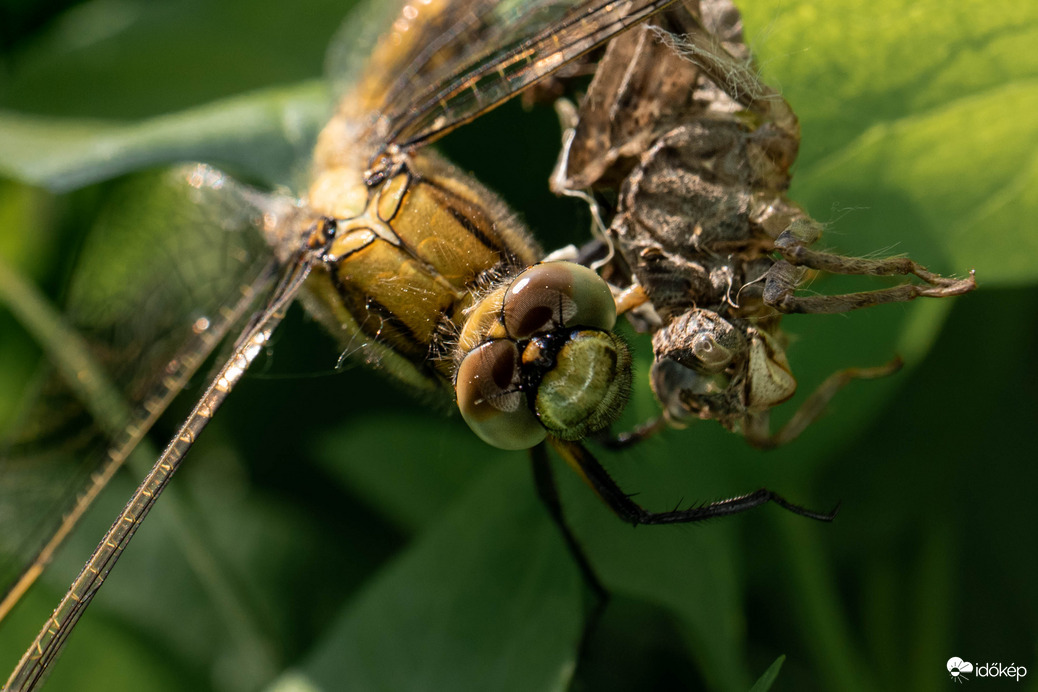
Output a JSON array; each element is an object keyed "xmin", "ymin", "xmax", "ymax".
[{"xmin": 1, "ymin": 0, "xmax": 1036, "ymax": 691}]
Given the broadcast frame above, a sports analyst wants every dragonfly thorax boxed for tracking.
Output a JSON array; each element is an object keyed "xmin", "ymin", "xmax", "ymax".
[{"xmin": 298, "ymin": 150, "xmax": 540, "ymax": 397}]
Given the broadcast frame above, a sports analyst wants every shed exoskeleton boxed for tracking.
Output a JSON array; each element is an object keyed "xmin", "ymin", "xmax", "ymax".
[{"xmin": 551, "ymin": 0, "xmax": 975, "ymax": 447}]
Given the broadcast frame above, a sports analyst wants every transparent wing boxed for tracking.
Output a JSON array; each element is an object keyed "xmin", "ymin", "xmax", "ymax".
[
  {"xmin": 330, "ymin": 0, "xmax": 573, "ymax": 108},
  {"xmin": 0, "ymin": 165, "xmax": 284, "ymax": 620},
  {"xmin": 384, "ymin": 0, "xmax": 681, "ymax": 151},
  {"xmin": 327, "ymin": 0, "xmax": 679, "ymax": 160}
]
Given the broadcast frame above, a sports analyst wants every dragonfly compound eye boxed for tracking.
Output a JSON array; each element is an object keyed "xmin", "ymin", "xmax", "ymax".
[
  {"xmin": 503, "ymin": 262, "xmax": 630, "ymax": 440},
  {"xmin": 528, "ymin": 328, "xmax": 631, "ymax": 441},
  {"xmin": 456, "ymin": 339, "xmax": 547, "ymax": 450},
  {"xmin": 503, "ymin": 262, "xmax": 617, "ymax": 338}
]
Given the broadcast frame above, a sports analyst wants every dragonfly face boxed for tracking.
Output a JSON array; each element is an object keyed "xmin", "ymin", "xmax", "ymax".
[{"xmin": 297, "ymin": 146, "xmax": 632, "ymax": 447}]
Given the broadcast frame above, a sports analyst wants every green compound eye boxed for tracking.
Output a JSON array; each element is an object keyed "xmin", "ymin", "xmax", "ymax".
[
  {"xmin": 503, "ymin": 262, "xmax": 617, "ymax": 338},
  {"xmin": 456, "ymin": 339, "xmax": 546, "ymax": 450},
  {"xmin": 533, "ymin": 329, "xmax": 632, "ymax": 441}
]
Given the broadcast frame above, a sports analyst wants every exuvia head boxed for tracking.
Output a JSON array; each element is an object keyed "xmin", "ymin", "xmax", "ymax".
[{"xmin": 650, "ymin": 308, "xmax": 796, "ymax": 424}]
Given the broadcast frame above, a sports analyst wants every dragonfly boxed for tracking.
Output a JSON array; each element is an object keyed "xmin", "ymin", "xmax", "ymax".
[{"xmin": 1, "ymin": 0, "xmax": 846, "ymax": 688}]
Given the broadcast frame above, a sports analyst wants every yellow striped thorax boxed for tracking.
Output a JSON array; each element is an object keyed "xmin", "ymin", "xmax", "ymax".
[{"xmin": 301, "ymin": 145, "xmax": 539, "ymax": 395}]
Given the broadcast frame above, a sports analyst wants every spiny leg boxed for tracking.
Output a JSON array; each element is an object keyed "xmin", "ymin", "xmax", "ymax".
[
  {"xmin": 550, "ymin": 438, "xmax": 838, "ymax": 526},
  {"xmin": 765, "ymin": 226, "xmax": 976, "ymax": 314},
  {"xmin": 742, "ymin": 357, "xmax": 904, "ymax": 449}
]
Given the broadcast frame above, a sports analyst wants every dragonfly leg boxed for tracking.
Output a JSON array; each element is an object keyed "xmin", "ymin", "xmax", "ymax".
[
  {"xmin": 549, "ymin": 438, "xmax": 837, "ymax": 526},
  {"xmin": 530, "ymin": 443, "xmax": 608, "ymax": 659}
]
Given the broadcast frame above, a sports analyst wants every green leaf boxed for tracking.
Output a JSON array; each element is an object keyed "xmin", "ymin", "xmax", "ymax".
[
  {"xmin": 795, "ymin": 82, "xmax": 1038, "ymax": 288},
  {"xmin": 741, "ymin": 0, "xmax": 1038, "ymax": 289},
  {"xmin": 749, "ymin": 656, "xmax": 785, "ymax": 692},
  {"xmin": 312, "ymin": 415, "xmax": 496, "ymax": 534},
  {"xmin": 0, "ymin": 83, "xmax": 329, "ymax": 191},
  {"xmin": 267, "ymin": 462, "xmax": 584, "ymax": 692}
]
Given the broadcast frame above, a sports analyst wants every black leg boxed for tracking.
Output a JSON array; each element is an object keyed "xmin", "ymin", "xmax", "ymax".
[
  {"xmin": 549, "ymin": 437, "xmax": 838, "ymax": 526},
  {"xmin": 530, "ymin": 443, "xmax": 610, "ymax": 662},
  {"xmin": 530, "ymin": 443, "xmax": 608, "ymax": 602}
]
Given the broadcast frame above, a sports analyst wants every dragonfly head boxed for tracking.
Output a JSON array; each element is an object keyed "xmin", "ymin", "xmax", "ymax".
[{"xmin": 455, "ymin": 262, "xmax": 631, "ymax": 450}]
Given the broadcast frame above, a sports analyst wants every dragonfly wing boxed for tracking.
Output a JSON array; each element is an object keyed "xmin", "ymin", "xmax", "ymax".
[
  {"xmin": 329, "ymin": 0, "xmax": 567, "ymax": 110},
  {"xmin": 325, "ymin": 0, "xmax": 679, "ymax": 158},
  {"xmin": 383, "ymin": 0, "xmax": 682, "ymax": 151},
  {"xmin": 0, "ymin": 165, "xmax": 286, "ymax": 615}
]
